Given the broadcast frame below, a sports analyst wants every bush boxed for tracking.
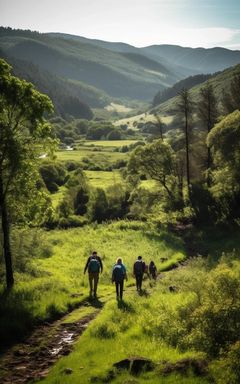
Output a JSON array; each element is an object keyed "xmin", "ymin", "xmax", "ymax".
[
  {"xmin": 214, "ymin": 341, "xmax": 240, "ymax": 384},
  {"xmin": 39, "ymin": 161, "xmax": 67, "ymax": 192},
  {"xmin": 107, "ymin": 129, "xmax": 122, "ymax": 140}
]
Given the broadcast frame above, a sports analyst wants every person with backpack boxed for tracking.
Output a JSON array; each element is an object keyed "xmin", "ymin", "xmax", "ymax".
[
  {"xmin": 133, "ymin": 255, "xmax": 145, "ymax": 291},
  {"xmin": 149, "ymin": 260, "xmax": 157, "ymax": 280},
  {"xmin": 84, "ymin": 251, "xmax": 103, "ymax": 297},
  {"xmin": 112, "ymin": 258, "xmax": 127, "ymax": 300}
]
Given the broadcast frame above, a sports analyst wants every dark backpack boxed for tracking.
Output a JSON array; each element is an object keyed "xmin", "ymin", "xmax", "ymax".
[
  {"xmin": 88, "ymin": 258, "xmax": 100, "ymax": 273},
  {"xmin": 134, "ymin": 260, "xmax": 144, "ymax": 274},
  {"xmin": 113, "ymin": 264, "xmax": 125, "ymax": 282}
]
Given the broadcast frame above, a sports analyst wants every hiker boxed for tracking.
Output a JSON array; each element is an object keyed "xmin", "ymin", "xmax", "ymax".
[
  {"xmin": 133, "ymin": 256, "xmax": 145, "ymax": 291},
  {"xmin": 149, "ymin": 260, "xmax": 157, "ymax": 280},
  {"xmin": 84, "ymin": 251, "xmax": 103, "ymax": 297},
  {"xmin": 144, "ymin": 263, "xmax": 150, "ymax": 278},
  {"xmin": 112, "ymin": 258, "xmax": 127, "ymax": 300}
]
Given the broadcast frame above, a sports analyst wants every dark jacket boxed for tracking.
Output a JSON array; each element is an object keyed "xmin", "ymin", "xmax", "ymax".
[
  {"xmin": 112, "ymin": 263, "xmax": 126, "ymax": 282},
  {"xmin": 133, "ymin": 260, "xmax": 145, "ymax": 275},
  {"xmin": 84, "ymin": 255, "xmax": 103, "ymax": 274}
]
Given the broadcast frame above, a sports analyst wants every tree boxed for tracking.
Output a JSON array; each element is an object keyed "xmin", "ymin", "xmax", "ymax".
[
  {"xmin": 222, "ymin": 74, "xmax": 240, "ymax": 114},
  {"xmin": 128, "ymin": 140, "xmax": 178, "ymax": 200},
  {"xmin": 153, "ymin": 113, "xmax": 165, "ymax": 141},
  {"xmin": 0, "ymin": 59, "xmax": 54, "ymax": 288},
  {"xmin": 197, "ymin": 82, "xmax": 218, "ymax": 184},
  {"xmin": 207, "ymin": 110, "xmax": 240, "ymax": 219},
  {"xmin": 177, "ymin": 88, "xmax": 194, "ymax": 195}
]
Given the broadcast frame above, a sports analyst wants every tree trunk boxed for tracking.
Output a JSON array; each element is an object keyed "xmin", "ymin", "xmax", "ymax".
[
  {"xmin": 185, "ymin": 110, "xmax": 190, "ymax": 194},
  {"xmin": 0, "ymin": 176, "xmax": 14, "ymax": 288}
]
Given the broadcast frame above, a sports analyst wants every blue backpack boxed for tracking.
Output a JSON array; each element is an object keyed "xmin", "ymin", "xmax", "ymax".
[
  {"xmin": 88, "ymin": 258, "xmax": 100, "ymax": 273},
  {"xmin": 113, "ymin": 264, "xmax": 125, "ymax": 282}
]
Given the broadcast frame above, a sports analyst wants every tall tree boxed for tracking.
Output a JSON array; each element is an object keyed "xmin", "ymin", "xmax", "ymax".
[
  {"xmin": 128, "ymin": 140, "xmax": 178, "ymax": 200},
  {"xmin": 222, "ymin": 74, "xmax": 240, "ymax": 114},
  {"xmin": 153, "ymin": 113, "xmax": 165, "ymax": 141},
  {"xmin": 177, "ymin": 88, "xmax": 194, "ymax": 195},
  {"xmin": 0, "ymin": 59, "xmax": 53, "ymax": 288},
  {"xmin": 198, "ymin": 83, "xmax": 218, "ymax": 184}
]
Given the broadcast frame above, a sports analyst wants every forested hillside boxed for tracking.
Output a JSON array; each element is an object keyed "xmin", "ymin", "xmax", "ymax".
[{"xmin": 151, "ymin": 63, "xmax": 240, "ymax": 117}]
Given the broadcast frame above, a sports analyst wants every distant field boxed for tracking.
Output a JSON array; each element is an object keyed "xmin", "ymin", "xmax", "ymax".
[
  {"xmin": 114, "ymin": 112, "xmax": 173, "ymax": 129},
  {"xmin": 49, "ymin": 171, "xmax": 122, "ymax": 208},
  {"xmin": 85, "ymin": 170, "xmax": 122, "ymax": 188},
  {"xmin": 104, "ymin": 102, "xmax": 133, "ymax": 113},
  {"xmin": 82, "ymin": 140, "xmax": 139, "ymax": 148},
  {"xmin": 56, "ymin": 150, "xmax": 127, "ymax": 163}
]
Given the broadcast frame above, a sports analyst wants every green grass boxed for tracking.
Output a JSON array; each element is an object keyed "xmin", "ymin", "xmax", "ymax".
[
  {"xmin": 56, "ymin": 149, "xmax": 126, "ymax": 163},
  {"xmin": 85, "ymin": 170, "xmax": 122, "ymax": 188},
  {"xmin": 41, "ymin": 274, "xmax": 208, "ymax": 384},
  {"xmin": 0, "ymin": 221, "xmax": 186, "ymax": 345},
  {"xmin": 114, "ymin": 112, "xmax": 173, "ymax": 130},
  {"xmin": 2, "ymin": 223, "xmax": 240, "ymax": 382},
  {"xmin": 82, "ymin": 140, "xmax": 138, "ymax": 148},
  {"xmin": 50, "ymin": 186, "xmax": 67, "ymax": 208}
]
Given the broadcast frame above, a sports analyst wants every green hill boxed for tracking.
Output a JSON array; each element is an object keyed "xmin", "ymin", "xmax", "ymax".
[
  {"xmin": 142, "ymin": 44, "xmax": 240, "ymax": 74},
  {"xmin": 0, "ymin": 28, "xmax": 179, "ymax": 102},
  {"xmin": 151, "ymin": 63, "xmax": 240, "ymax": 118},
  {"xmin": 1, "ymin": 27, "xmax": 240, "ymax": 115}
]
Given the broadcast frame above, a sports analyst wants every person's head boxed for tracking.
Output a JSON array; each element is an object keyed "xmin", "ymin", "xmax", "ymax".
[
  {"xmin": 117, "ymin": 258, "xmax": 122, "ymax": 264},
  {"xmin": 150, "ymin": 260, "xmax": 154, "ymax": 265},
  {"xmin": 92, "ymin": 251, "xmax": 97, "ymax": 256},
  {"xmin": 138, "ymin": 256, "xmax": 142, "ymax": 260}
]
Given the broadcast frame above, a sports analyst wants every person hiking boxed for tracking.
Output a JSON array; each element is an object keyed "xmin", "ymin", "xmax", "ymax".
[
  {"xmin": 112, "ymin": 258, "xmax": 127, "ymax": 300},
  {"xmin": 149, "ymin": 260, "xmax": 157, "ymax": 280},
  {"xmin": 133, "ymin": 255, "xmax": 145, "ymax": 291},
  {"xmin": 84, "ymin": 251, "xmax": 103, "ymax": 297}
]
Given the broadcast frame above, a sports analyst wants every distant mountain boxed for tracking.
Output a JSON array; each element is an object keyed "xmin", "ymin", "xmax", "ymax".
[
  {"xmin": 0, "ymin": 28, "xmax": 179, "ymax": 102},
  {"xmin": 1, "ymin": 27, "xmax": 240, "ymax": 111},
  {"xmin": 142, "ymin": 45, "xmax": 240, "ymax": 74}
]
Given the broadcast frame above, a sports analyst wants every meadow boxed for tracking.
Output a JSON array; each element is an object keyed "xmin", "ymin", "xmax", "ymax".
[
  {"xmin": 0, "ymin": 221, "xmax": 185, "ymax": 347},
  {"xmin": 1, "ymin": 222, "xmax": 240, "ymax": 383},
  {"xmin": 56, "ymin": 149, "xmax": 126, "ymax": 163}
]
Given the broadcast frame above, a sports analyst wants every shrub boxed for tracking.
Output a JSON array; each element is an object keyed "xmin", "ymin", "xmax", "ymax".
[{"xmin": 214, "ymin": 341, "xmax": 240, "ymax": 384}]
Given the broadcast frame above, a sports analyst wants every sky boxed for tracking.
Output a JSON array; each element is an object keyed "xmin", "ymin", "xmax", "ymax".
[{"xmin": 1, "ymin": 0, "xmax": 240, "ymax": 49}]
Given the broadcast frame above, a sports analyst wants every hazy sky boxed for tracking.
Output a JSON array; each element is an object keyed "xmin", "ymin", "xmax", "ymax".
[{"xmin": 1, "ymin": 0, "xmax": 240, "ymax": 49}]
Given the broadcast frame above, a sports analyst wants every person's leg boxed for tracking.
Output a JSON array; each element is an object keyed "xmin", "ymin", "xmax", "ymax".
[
  {"xmin": 139, "ymin": 273, "xmax": 143, "ymax": 290},
  {"xmin": 135, "ymin": 275, "xmax": 139, "ymax": 290},
  {"xmin": 93, "ymin": 273, "xmax": 99, "ymax": 297},
  {"xmin": 88, "ymin": 273, "xmax": 93, "ymax": 296},
  {"xmin": 115, "ymin": 282, "xmax": 119, "ymax": 299},
  {"xmin": 120, "ymin": 280, "xmax": 124, "ymax": 300}
]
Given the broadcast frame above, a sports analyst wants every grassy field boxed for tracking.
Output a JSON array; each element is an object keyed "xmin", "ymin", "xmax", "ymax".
[
  {"xmin": 56, "ymin": 149, "xmax": 126, "ymax": 163},
  {"xmin": 0, "ymin": 221, "xmax": 186, "ymax": 345},
  {"xmin": 114, "ymin": 112, "xmax": 174, "ymax": 129},
  {"xmin": 85, "ymin": 170, "xmax": 122, "ymax": 188},
  {"xmin": 82, "ymin": 140, "xmax": 139, "ymax": 148},
  {"xmin": 42, "ymin": 287, "xmax": 207, "ymax": 384},
  {"xmin": 105, "ymin": 102, "xmax": 133, "ymax": 113},
  {"xmin": 1, "ymin": 224, "xmax": 240, "ymax": 383}
]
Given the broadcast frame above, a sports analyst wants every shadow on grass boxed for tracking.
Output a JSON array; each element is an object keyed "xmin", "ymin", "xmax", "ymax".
[
  {"xmin": 138, "ymin": 288, "xmax": 150, "ymax": 297},
  {"xmin": 144, "ymin": 231, "xmax": 185, "ymax": 253},
  {"xmin": 0, "ymin": 288, "xmax": 35, "ymax": 353},
  {"xmin": 117, "ymin": 299, "xmax": 135, "ymax": 313},
  {"xmin": 87, "ymin": 296, "xmax": 104, "ymax": 309}
]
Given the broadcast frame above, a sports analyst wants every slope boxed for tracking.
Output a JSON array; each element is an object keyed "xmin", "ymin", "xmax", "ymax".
[
  {"xmin": 0, "ymin": 28, "xmax": 179, "ymax": 101},
  {"xmin": 152, "ymin": 63, "xmax": 240, "ymax": 117},
  {"xmin": 142, "ymin": 44, "xmax": 240, "ymax": 74}
]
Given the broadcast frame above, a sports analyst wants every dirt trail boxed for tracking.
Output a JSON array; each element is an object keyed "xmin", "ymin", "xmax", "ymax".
[{"xmin": 0, "ymin": 299, "xmax": 103, "ymax": 384}]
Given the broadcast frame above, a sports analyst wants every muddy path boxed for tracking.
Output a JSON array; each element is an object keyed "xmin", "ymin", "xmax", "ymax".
[{"xmin": 0, "ymin": 296, "xmax": 106, "ymax": 384}]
